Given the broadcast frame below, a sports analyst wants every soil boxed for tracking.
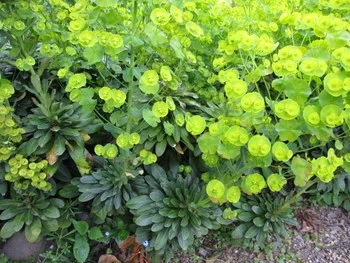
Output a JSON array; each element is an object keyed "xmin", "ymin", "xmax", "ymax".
[{"xmin": 175, "ymin": 206, "xmax": 350, "ymax": 263}]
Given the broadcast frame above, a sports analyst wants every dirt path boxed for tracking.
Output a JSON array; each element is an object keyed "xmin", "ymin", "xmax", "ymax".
[{"xmin": 175, "ymin": 207, "xmax": 350, "ymax": 263}]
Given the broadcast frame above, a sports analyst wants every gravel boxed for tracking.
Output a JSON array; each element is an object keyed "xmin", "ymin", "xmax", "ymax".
[{"xmin": 174, "ymin": 206, "xmax": 350, "ymax": 263}]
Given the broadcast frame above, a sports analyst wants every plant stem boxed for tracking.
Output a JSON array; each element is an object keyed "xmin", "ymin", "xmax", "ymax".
[
  {"xmin": 275, "ymin": 179, "xmax": 316, "ymax": 215},
  {"xmin": 126, "ymin": 0, "xmax": 138, "ymax": 133}
]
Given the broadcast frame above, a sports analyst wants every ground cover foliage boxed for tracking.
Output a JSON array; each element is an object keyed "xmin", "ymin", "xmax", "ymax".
[{"xmin": 0, "ymin": 0, "xmax": 349, "ymax": 262}]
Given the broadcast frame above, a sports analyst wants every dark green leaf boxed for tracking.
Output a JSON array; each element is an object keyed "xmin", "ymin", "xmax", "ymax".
[
  {"xmin": 73, "ymin": 234, "xmax": 90, "ymax": 263},
  {"xmin": 238, "ymin": 212, "xmax": 255, "ymax": 222},
  {"xmin": 59, "ymin": 184, "xmax": 79, "ymax": 198},
  {"xmin": 253, "ymin": 217, "xmax": 265, "ymax": 227},
  {"xmin": 73, "ymin": 220, "xmax": 89, "ymax": 235},
  {"xmin": 88, "ymin": 227, "xmax": 104, "ymax": 241},
  {"xmin": 134, "ymin": 215, "xmax": 153, "ymax": 226},
  {"xmin": 43, "ymin": 219, "xmax": 59, "ymax": 232},
  {"xmin": 232, "ymin": 223, "xmax": 250, "ymax": 239},
  {"xmin": 154, "ymin": 229, "xmax": 168, "ymax": 250},
  {"xmin": 155, "ymin": 140, "xmax": 167, "ymax": 157},
  {"xmin": 0, "ymin": 207, "xmax": 23, "ymax": 220},
  {"xmin": 127, "ymin": 196, "xmax": 152, "ymax": 210},
  {"xmin": 25, "ymin": 218, "xmax": 42, "ymax": 243},
  {"xmin": 42, "ymin": 206, "xmax": 60, "ymax": 219},
  {"xmin": 244, "ymin": 225, "xmax": 260, "ymax": 239}
]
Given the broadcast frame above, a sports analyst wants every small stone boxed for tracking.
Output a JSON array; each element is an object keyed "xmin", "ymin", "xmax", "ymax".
[
  {"xmin": 293, "ymin": 235, "xmax": 305, "ymax": 249},
  {"xmin": 2, "ymin": 232, "xmax": 48, "ymax": 261},
  {"xmin": 198, "ymin": 248, "xmax": 208, "ymax": 257}
]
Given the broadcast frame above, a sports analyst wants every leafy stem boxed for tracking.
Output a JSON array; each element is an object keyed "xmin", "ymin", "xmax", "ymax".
[
  {"xmin": 274, "ymin": 179, "xmax": 316, "ymax": 215},
  {"xmin": 126, "ymin": 0, "xmax": 138, "ymax": 133}
]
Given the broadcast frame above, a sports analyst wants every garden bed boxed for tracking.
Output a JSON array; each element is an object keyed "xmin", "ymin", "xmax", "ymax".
[{"xmin": 0, "ymin": 0, "xmax": 349, "ymax": 262}]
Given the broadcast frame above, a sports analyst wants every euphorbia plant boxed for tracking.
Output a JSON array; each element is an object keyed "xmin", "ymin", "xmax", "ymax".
[{"xmin": 0, "ymin": 0, "xmax": 349, "ymax": 260}]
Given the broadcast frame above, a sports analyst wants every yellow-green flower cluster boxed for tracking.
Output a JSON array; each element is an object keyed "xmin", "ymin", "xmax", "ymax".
[
  {"xmin": 185, "ymin": 115, "xmax": 206, "ymax": 136},
  {"xmin": 13, "ymin": 20, "xmax": 25, "ymax": 31},
  {"xmin": 333, "ymin": 47, "xmax": 350, "ymax": 71},
  {"xmin": 152, "ymin": 101, "xmax": 169, "ymax": 118},
  {"xmin": 116, "ymin": 132, "xmax": 140, "ymax": 149},
  {"xmin": 98, "ymin": 32, "xmax": 124, "ymax": 50},
  {"xmin": 98, "ymin": 86, "xmax": 126, "ymax": 113},
  {"xmin": 222, "ymin": 126, "xmax": 249, "ymax": 146},
  {"xmin": 320, "ymin": 104, "xmax": 344, "ymax": 128},
  {"xmin": 94, "ymin": 143, "xmax": 118, "ymax": 159},
  {"xmin": 286, "ymin": 11, "xmax": 348, "ymax": 36},
  {"xmin": 139, "ymin": 70, "xmax": 160, "ymax": 94},
  {"xmin": 222, "ymin": 208, "xmax": 238, "ymax": 220},
  {"xmin": 66, "ymin": 73, "xmax": 86, "ymax": 92},
  {"xmin": 201, "ymin": 153, "xmax": 219, "ymax": 167},
  {"xmin": 218, "ymin": 69, "xmax": 239, "ymax": 84},
  {"xmin": 178, "ymin": 165, "xmax": 192, "ymax": 175},
  {"xmin": 248, "ymin": 135, "xmax": 271, "ymax": 157},
  {"xmin": 198, "ymin": 119, "xmax": 252, "ymax": 164},
  {"xmin": 5, "ymin": 155, "xmax": 52, "ymax": 191},
  {"xmin": 160, "ymin": 66, "xmax": 173, "ymax": 82},
  {"xmin": 174, "ymin": 113, "xmax": 185, "ymax": 127},
  {"xmin": 78, "ymin": 30, "xmax": 98, "ymax": 48},
  {"xmin": 206, "ymin": 179, "xmax": 241, "ymax": 204},
  {"xmin": 324, "ymin": 72, "xmax": 350, "ymax": 97},
  {"xmin": 299, "ymin": 58, "xmax": 328, "ymax": 77},
  {"xmin": 0, "ymin": 105, "xmax": 24, "ymax": 144},
  {"xmin": 224, "ymin": 79, "xmax": 248, "ymax": 99},
  {"xmin": 255, "ymin": 34, "xmax": 279, "ymax": 56},
  {"xmin": 274, "ymin": 99, "xmax": 300, "ymax": 120},
  {"xmin": 241, "ymin": 173, "xmax": 266, "ymax": 195},
  {"xmin": 139, "ymin": 149, "xmax": 157, "ymax": 165},
  {"xmin": 226, "ymin": 30, "xmax": 259, "ymax": 52},
  {"xmin": 150, "ymin": 8, "xmax": 170, "ymax": 26},
  {"xmin": 0, "ymin": 80, "xmax": 23, "ymax": 161},
  {"xmin": 0, "ymin": 146, "xmax": 15, "ymax": 162},
  {"xmin": 272, "ymin": 141, "xmax": 293, "ymax": 162},
  {"xmin": 15, "ymin": 56, "xmax": 35, "ymax": 71},
  {"xmin": 39, "ymin": 43, "xmax": 62, "ymax": 58},
  {"xmin": 272, "ymin": 46, "xmax": 303, "ymax": 76},
  {"xmin": 311, "ymin": 148, "xmax": 343, "ymax": 182},
  {"xmin": 68, "ymin": 18, "xmax": 86, "ymax": 32},
  {"xmin": 267, "ymin": 173, "xmax": 287, "ymax": 192},
  {"xmin": 303, "ymin": 105, "xmax": 321, "ymax": 126},
  {"xmin": 0, "ymin": 79, "xmax": 15, "ymax": 103},
  {"xmin": 240, "ymin": 92, "xmax": 265, "ymax": 113}
]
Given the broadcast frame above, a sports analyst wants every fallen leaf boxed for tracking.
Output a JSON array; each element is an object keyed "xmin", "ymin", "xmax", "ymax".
[
  {"xmin": 98, "ymin": 254, "xmax": 121, "ymax": 263},
  {"xmin": 175, "ymin": 143, "xmax": 186, "ymax": 154},
  {"xmin": 46, "ymin": 150, "xmax": 58, "ymax": 165}
]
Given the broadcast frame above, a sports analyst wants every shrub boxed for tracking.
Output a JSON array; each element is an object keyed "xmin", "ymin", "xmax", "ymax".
[{"xmin": 0, "ymin": 0, "xmax": 349, "ymax": 261}]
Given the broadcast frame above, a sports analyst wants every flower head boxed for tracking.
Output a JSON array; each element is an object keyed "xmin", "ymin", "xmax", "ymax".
[
  {"xmin": 206, "ymin": 179, "xmax": 225, "ymax": 199},
  {"xmin": 267, "ymin": 173, "xmax": 287, "ymax": 192},
  {"xmin": 150, "ymin": 8, "xmax": 170, "ymax": 26},
  {"xmin": 248, "ymin": 135, "xmax": 271, "ymax": 157},
  {"xmin": 186, "ymin": 115, "xmax": 206, "ymax": 135},
  {"xmin": 242, "ymin": 173, "xmax": 266, "ymax": 195}
]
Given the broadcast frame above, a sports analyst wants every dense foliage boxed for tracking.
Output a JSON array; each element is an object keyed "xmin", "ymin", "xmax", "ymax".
[{"xmin": 0, "ymin": 0, "xmax": 349, "ymax": 261}]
